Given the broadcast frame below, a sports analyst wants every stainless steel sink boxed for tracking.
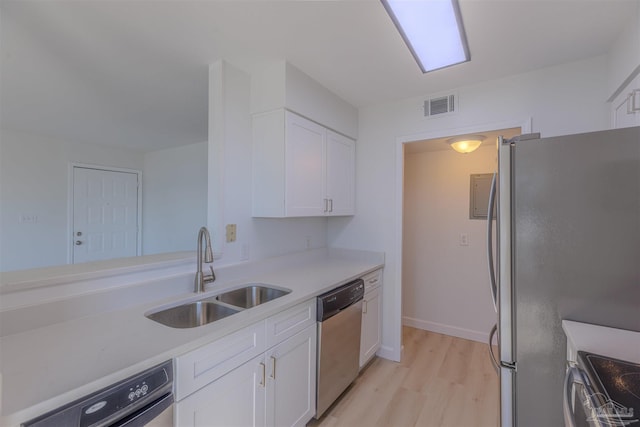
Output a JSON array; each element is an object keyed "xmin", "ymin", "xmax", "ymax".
[
  {"xmin": 145, "ymin": 284, "xmax": 291, "ymax": 329},
  {"xmin": 215, "ymin": 284, "xmax": 291, "ymax": 309},
  {"xmin": 146, "ymin": 300, "xmax": 239, "ymax": 329}
]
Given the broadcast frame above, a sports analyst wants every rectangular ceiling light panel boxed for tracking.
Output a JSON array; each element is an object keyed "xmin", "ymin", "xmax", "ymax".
[{"xmin": 382, "ymin": 0, "xmax": 470, "ymax": 73}]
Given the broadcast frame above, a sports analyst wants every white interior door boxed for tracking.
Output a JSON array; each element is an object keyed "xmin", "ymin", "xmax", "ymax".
[{"xmin": 73, "ymin": 167, "xmax": 139, "ymax": 264}]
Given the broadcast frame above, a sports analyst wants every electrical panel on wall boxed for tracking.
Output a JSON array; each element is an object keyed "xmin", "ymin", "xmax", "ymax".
[
  {"xmin": 469, "ymin": 173, "xmax": 495, "ymax": 219},
  {"xmin": 423, "ymin": 92, "xmax": 457, "ymax": 118}
]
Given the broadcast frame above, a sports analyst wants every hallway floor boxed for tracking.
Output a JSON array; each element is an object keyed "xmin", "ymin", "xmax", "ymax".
[{"xmin": 308, "ymin": 326, "xmax": 499, "ymax": 427}]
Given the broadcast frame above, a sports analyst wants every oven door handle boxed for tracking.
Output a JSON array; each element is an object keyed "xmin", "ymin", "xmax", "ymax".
[
  {"xmin": 564, "ymin": 365, "xmax": 609, "ymax": 427},
  {"xmin": 564, "ymin": 365, "xmax": 582, "ymax": 427}
]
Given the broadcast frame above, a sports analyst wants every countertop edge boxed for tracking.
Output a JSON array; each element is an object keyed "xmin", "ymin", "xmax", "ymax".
[{"xmin": 562, "ymin": 320, "xmax": 640, "ymax": 363}]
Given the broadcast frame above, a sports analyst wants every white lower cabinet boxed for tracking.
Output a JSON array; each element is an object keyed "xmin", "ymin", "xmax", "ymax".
[
  {"xmin": 175, "ymin": 300, "xmax": 317, "ymax": 427},
  {"xmin": 360, "ymin": 269, "xmax": 382, "ymax": 368},
  {"xmin": 175, "ymin": 354, "xmax": 266, "ymax": 427},
  {"xmin": 266, "ymin": 325, "xmax": 317, "ymax": 427}
]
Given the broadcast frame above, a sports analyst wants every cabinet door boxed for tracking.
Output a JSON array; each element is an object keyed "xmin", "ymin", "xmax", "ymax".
[
  {"xmin": 175, "ymin": 354, "xmax": 267, "ymax": 427},
  {"xmin": 325, "ymin": 130, "xmax": 355, "ymax": 216},
  {"xmin": 266, "ymin": 325, "xmax": 317, "ymax": 427},
  {"xmin": 175, "ymin": 321, "xmax": 265, "ymax": 401},
  {"xmin": 611, "ymin": 74, "xmax": 640, "ymax": 129},
  {"xmin": 360, "ymin": 287, "xmax": 381, "ymax": 368},
  {"xmin": 265, "ymin": 299, "xmax": 316, "ymax": 349},
  {"xmin": 285, "ymin": 112, "xmax": 326, "ymax": 216}
]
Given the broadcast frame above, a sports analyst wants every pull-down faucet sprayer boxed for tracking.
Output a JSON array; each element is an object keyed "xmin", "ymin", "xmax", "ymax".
[{"xmin": 195, "ymin": 226, "xmax": 215, "ymax": 293}]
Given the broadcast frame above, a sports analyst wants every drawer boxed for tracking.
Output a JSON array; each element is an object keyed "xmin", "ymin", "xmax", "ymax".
[
  {"xmin": 362, "ymin": 268, "xmax": 382, "ymax": 291},
  {"xmin": 266, "ymin": 299, "xmax": 316, "ymax": 348},
  {"xmin": 175, "ymin": 321, "xmax": 266, "ymax": 401}
]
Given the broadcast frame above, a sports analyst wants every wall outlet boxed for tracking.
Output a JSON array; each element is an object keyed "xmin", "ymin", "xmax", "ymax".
[
  {"xmin": 19, "ymin": 214, "xmax": 38, "ymax": 224},
  {"xmin": 225, "ymin": 224, "xmax": 237, "ymax": 243},
  {"xmin": 305, "ymin": 235, "xmax": 312, "ymax": 249},
  {"xmin": 459, "ymin": 233, "xmax": 469, "ymax": 246}
]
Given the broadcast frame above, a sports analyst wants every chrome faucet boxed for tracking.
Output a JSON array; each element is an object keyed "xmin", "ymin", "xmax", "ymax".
[{"xmin": 195, "ymin": 226, "xmax": 215, "ymax": 293}]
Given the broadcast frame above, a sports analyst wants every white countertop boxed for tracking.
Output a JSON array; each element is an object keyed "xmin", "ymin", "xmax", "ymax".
[
  {"xmin": 0, "ymin": 248, "xmax": 383, "ymax": 426},
  {"xmin": 562, "ymin": 320, "xmax": 640, "ymax": 363}
]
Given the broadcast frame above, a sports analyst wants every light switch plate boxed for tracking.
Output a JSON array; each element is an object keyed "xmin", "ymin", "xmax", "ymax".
[{"xmin": 225, "ymin": 224, "xmax": 237, "ymax": 243}]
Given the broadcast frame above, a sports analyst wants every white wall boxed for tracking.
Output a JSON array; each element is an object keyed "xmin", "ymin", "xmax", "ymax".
[
  {"xmin": 209, "ymin": 61, "xmax": 328, "ymax": 268},
  {"xmin": 402, "ymin": 145, "xmax": 497, "ymax": 342},
  {"xmin": 0, "ymin": 129, "xmax": 144, "ymax": 271},
  {"xmin": 327, "ymin": 55, "xmax": 611, "ymax": 360},
  {"xmin": 142, "ymin": 141, "xmax": 208, "ymax": 255},
  {"xmin": 606, "ymin": 1, "xmax": 640, "ymax": 99},
  {"xmin": 250, "ymin": 61, "xmax": 359, "ymax": 139}
]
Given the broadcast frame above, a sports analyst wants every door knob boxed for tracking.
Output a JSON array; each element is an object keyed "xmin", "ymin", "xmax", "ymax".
[{"xmin": 75, "ymin": 241, "xmax": 83, "ymax": 245}]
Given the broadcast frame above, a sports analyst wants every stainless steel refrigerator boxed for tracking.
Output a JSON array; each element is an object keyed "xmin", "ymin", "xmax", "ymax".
[{"xmin": 486, "ymin": 126, "xmax": 640, "ymax": 427}]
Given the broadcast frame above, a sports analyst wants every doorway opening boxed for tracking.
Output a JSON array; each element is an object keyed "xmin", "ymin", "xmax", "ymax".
[
  {"xmin": 401, "ymin": 128, "xmax": 519, "ymax": 345},
  {"xmin": 69, "ymin": 164, "xmax": 142, "ymax": 264}
]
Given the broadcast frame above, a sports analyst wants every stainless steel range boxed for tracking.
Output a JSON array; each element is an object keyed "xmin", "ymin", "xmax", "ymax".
[{"xmin": 565, "ymin": 351, "xmax": 640, "ymax": 427}]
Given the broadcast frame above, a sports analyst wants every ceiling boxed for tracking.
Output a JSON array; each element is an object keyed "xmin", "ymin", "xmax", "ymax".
[{"xmin": 1, "ymin": 0, "xmax": 637, "ymax": 152}]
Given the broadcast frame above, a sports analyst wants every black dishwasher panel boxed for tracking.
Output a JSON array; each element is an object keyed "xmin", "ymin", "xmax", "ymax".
[{"xmin": 317, "ymin": 279, "xmax": 364, "ymax": 321}]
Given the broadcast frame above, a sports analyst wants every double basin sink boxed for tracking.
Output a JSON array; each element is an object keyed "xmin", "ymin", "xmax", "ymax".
[{"xmin": 146, "ymin": 284, "xmax": 291, "ymax": 329}]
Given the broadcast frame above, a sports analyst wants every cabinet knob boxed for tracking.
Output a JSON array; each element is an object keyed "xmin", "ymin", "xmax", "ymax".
[{"xmin": 75, "ymin": 240, "xmax": 83, "ymax": 245}]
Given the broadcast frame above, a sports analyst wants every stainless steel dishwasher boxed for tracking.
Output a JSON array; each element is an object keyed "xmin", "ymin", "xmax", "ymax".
[
  {"xmin": 22, "ymin": 360, "xmax": 173, "ymax": 427},
  {"xmin": 315, "ymin": 278, "xmax": 365, "ymax": 418}
]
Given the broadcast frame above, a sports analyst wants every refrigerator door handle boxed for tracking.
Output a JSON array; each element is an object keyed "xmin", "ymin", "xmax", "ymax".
[
  {"xmin": 488, "ymin": 324, "xmax": 499, "ymax": 373},
  {"xmin": 486, "ymin": 172, "xmax": 498, "ymax": 312}
]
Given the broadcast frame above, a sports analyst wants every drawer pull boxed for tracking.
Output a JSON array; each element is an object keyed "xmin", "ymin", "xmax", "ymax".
[
  {"xmin": 259, "ymin": 362, "xmax": 266, "ymax": 387},
  {"xmin": 270, "ymin": 356, "xmax": 276, "ymax": 380}
]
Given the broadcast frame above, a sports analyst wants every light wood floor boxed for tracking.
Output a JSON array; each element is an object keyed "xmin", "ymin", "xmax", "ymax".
[{"xmin": 308, "ymin": 326, "xmax": 499, "ymax": 427}]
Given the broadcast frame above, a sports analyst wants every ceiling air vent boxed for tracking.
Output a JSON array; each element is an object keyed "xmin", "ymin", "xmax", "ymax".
[{"xmin": 424, "ymin": 94, "xmax": 456, "ymax": 117}]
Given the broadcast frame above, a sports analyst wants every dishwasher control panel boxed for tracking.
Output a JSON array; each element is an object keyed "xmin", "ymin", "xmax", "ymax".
[
  {"xmin": 22, "ymin": 360, "xmax": 173, "ymax": 427},
  {"xmin": 317, "ymin": 279, "xmax": 364, "ymax": 321}
]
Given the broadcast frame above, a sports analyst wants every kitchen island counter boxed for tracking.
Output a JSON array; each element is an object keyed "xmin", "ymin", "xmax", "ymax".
[{"xmin": 0, "ymin": 248, "xmax": 384, "ymax": 426}]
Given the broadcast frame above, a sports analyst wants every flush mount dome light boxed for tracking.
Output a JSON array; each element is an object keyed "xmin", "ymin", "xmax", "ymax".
[
  {"xmin": 447, "ymin": 135, "xmax": 486, "ymax": 154},
  {"xmin": 381, "ymin": 0, "xmax": 470, "ymax": 73}
]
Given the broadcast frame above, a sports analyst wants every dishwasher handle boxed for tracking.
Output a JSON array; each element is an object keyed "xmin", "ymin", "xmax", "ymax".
[{"xmin": 113, "ymin": 393, "xmax": 173, "ymax": 427}]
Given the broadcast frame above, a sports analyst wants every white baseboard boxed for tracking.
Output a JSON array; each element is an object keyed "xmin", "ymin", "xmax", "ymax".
[
  {"xmin": 403, "ymin": 316, "xmax": 490, "ymax": 344},
  {"xmin": 376, "ymin": 344, "xmax": 400, "ymax": 362}
]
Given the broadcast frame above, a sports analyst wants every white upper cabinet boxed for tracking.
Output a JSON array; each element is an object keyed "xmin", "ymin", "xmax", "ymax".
[
  {"xmin": 253, "ymin": 110, "xmax": 355, "ymax": 217},
  {"xmin": 285, "ymin": 113, "xmax": 327, "ymax": 216},
  {"xmin": 325, "ymin": 130, "xmax": 356, "ymax": 216},
  {"xmin": 611, "ymin": 72, "xmax": 640, "ymax": 129}
]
